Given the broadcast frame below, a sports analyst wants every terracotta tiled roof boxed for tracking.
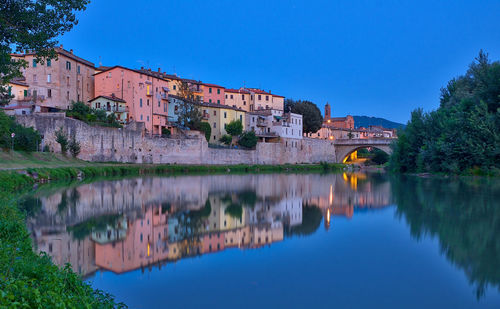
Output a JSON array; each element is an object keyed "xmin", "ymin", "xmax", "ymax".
[
  {"xmin": 225, "ymin": 88, "xmax": 250, "ymax": 94},
  {"xmin": 88, "ymin": 95, "xmax": 126, "ymax": 103},
  {"xmin": 203, "ymin": 83, "xmax": 225, "ymax": 88}
]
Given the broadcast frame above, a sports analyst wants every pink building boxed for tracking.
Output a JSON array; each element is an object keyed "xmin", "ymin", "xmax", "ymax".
[
  {"xmin": 94, "ymin": 66, "xmax": 169, "ymax": 135},
  {"xmin": 203, "ymin": 83, "xmax": 225, "ymax": 105},
  {"xmin": 201, "ymin": 232, "xmax": 225, "ymax": 254}
]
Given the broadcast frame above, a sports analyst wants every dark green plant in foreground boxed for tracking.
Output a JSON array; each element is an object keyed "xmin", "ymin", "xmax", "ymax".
[
  {"xmin": 55, "ymin": 127, "xmax": 68, "ymax": 154},
  {"xmin": 238, "ymin": 131, "xmax": 258, "ymax": 149}
]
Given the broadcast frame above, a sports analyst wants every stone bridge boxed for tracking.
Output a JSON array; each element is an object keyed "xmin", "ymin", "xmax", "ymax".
[{"xmin": 333, "ymin": 138, "xmax": 394, "ymax": 163}]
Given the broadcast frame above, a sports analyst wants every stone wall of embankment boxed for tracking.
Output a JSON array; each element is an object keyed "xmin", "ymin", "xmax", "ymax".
[{"xmin": 16, "ymin": 114, "xmax": 337, "ymax": 164}]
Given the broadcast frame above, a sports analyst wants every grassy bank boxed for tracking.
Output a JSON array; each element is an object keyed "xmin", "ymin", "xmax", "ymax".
[
  {"xmin": 0, "ymin": 162, "xmax": 344, "ymax": 308},
  {"xmin": 0, "ymin": 172, "xmax": 125, "ymax": 308}
]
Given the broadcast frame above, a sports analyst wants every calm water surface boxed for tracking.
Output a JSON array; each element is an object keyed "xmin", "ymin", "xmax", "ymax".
[{"xmin": 21, "ymin": 172, "xmax": 500, "ymax": 308}]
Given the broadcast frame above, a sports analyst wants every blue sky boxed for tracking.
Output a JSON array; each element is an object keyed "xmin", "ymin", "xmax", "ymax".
[{"xmin": 60, "ymin": 0, "xmax": 500, "ymax": 123}]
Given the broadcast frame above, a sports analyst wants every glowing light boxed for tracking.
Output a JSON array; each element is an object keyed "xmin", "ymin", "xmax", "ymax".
[
  {"xmin": 327, "ymin": 119, "xmax": 331, "ymax": 123},
  {"xmin": 329, "ymin": 136, "xmax": 334, "ymax": 140},
  {"xmin": 329, "ymin": 185, "xmax": 333, "ymax": 205},
  {"xmin": 326, "ymin": 208, "xmax": 331, "ymax": 224},
  {"xmin": 147, "ymin": 243, "xmax": 150, "ymax": 257}
]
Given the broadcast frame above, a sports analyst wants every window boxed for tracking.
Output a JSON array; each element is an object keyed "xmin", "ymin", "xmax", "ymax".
[
  {"xmin": 87, "ymin": 83, "xmax": 89, "ymax": 91},
  {"xmin": 213, "ymin": 122, "xmax": 216, "ymax": 128},
  {"xmin": 147, "ymin": 99, "xmax": 149, "ymax": 106},
  {"xmin": 266, "ymin": 95, "xmax": 269, "ymax": 101},
  {"xmin": 77, "ymin": 65, "xmax": 80, "ymax": 74},
  {"xmin": 66, "ymin": 76, "xmax": 70, "ymax": 86},
  {"xmin": 164, "ymin": 103, "xmax": 167, "ymax": 112},
  {"xmin": 140, "ymin": 98, "xmax": 143, "ymax": 107},
  {"xmin": 147, "ymin": 115, "xmax": 149, "ymax": 122},
  {"xmin": 225, "ymin": 94, "xmax": 228, "ymax": 99},
  {"xmin": 47, "ymin": 59, "xmax": 51, "ymax": 67},
  {"xmin": 224, "ymin": 112, "xmax": 227, "ymax": 118},
  {"xmin": 33, "ymin": 74, "xmax": 37, "ymax": 82},
  {"xmin": 140, "ymin": 234, "xmax": 143, "ymax": 242},
  {"xmin": 217, "ymin": 89, "xmax": 220, "ymax": 94},
  {"xmin": 217, "ymin": 99, "xmax": 220, "ymax": 104},
  {"xmin": 140, "ymin": 115, "xmax": 143, "ymax": 120},
  {"xmin": 224, "ymin": 123, "xmax": 227, "ymax": 129},
  {"xmin": 24, "ymin": 90, "xmax": 27, "ymax": 97},
  {"xmin": 213, "ymin": 110, "xmax": 216, "ymax": 116},
  {"xmin": 32, "ymin": 59, "xmax": 37, "ymax": 67},
  {"xmin": 240, "ymin": 115, "xmax": 242, "ymax": 121},
  {"xmin": 66, "ymin": 91, "xmax": 69, "ymax": 100},
  {"xmin": 173, "ymin": 85, "xmax": 176, "ymax": 90},
  {"xmin": 47, "ymin": 89, "xmax": 51, "ymax": 98},
  {"xmin": 230, "ymin": 94, "xmax": 233, "ymax": 99},
  {"xmin": 127, "ymin": 81, "xmax": 131, "ymax": 88},
  {"xmin": 241, "ymin": 94, "xmax": 244, "ymax": 99},
  {"xmin": 66, "ymin": 61, "xmax": 71, "ymax": 70},
  {"xmin": 209, "ymin": 88, "xmax": 212, "ymax": 93},
  {"xmin": 209, "ymin": 99, "xmax": 212, "ymax": 103},
  {"xmin": 258, "ymin": 95, "xmax": 261, "ymax": 100},
  {"xmin": 158, "ymin": 100, "xmax": 160, "ymax": 107}
]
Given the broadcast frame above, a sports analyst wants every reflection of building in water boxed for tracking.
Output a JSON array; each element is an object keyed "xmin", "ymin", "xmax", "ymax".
[{"xmin": 25, "ymin": 173, "xmax": 390, "ymax": 276}]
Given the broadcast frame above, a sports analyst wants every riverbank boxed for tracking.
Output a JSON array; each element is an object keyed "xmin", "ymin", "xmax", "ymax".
[{"xmin": 0, "ymin": 162, "xmax": 345, "ymax": 308}]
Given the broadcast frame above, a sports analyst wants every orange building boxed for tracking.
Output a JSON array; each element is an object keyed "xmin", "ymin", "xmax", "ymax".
[
  {"xmin": 323, "ymin": 102, "xmax": 354, "ymax": 129},
  {"xmin": 94, "ymin": 66, "xmax": 170, "ymax": 135}
]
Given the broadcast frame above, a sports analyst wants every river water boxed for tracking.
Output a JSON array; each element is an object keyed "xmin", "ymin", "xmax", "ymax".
[{"xmin": 20, "ymin": 172, "xmax": 500, "ymax": 308}]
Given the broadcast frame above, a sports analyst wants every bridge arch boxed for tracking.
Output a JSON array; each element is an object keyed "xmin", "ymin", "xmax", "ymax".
[{"xmin": 333, "ymin": 139, "xmax": 394, "ymax": 163}]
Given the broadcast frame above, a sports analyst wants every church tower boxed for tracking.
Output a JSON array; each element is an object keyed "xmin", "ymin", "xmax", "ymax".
[{"xmin": 325, "ymin": 102, "xmax": 331, "ymax": 120}]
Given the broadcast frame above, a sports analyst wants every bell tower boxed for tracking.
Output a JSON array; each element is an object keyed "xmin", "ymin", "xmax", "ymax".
[{"xmin": 325, "ymin": 102, "xmax": 331, "ymax": 120}]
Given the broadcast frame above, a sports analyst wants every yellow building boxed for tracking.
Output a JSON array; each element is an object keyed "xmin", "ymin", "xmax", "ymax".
[
  {"xmin": 7, "ymin": 79, "xmax": 29, "ymax": 101},
  {"xmin": 225, "ymin": 88, "xmax": 252, "ymax": 112},
  {"xmin": 89, "ymin": 95, "xmax": 129, "ymax": 124},
  {"xmin": 200, "ymin": 102, "xmax": 246, "ymax": 144}
]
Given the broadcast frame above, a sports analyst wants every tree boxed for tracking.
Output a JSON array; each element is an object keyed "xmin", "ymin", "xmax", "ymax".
[
  {"xmin": 161, "ymin": 127, "xmax": 171, "ymax": 137},
  {"xmin": 225, "ymin": 120, "xmax": 243, "ymax": 136},
  {"xmin": 69, "ymin": 136, "xmax": 80, "ymax": 158},
  {"xmin": 390, "ymin": 51, "xmax": 500, "ymax": 174},
  {"xmin": 199, "ymin": 122, "xmax": 211, "ymax": 142},
  {"xmin": 287, "ymin": 99, "xmax": 323, "ymax": 134},
  {"xmin": 219, "ymin": 134, "xmax": 232, "ymax": 145},
  {"xmin": 0, "ymin": 110, "xmax": 40, "ymax": 151},
  {"xmin": 55, "ymin": 127, "xmax": 68, "ymax": 154},
  {"xmin": 238, "ymin": 131, "xmax": 258, "ymax": 149},
  {"xmin": 0, "ymin": 0, "xmax": 90, "ymax": 106}
]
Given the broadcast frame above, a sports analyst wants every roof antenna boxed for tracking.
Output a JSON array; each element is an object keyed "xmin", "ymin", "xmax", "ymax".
[{"xmin": 98, "ymin": 56, "xmax": 102, "ymax": 67}]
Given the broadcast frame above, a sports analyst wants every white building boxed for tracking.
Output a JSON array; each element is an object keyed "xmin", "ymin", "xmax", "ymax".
[{"xmin": 246, "ymin": 109, "xmax": 303, "ymax": 141}]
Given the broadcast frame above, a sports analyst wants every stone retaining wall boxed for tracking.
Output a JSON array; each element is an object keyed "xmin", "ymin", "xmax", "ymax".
[{"xmin": 16, "ymin": 114, "xmax": 336, "ymax": 164}]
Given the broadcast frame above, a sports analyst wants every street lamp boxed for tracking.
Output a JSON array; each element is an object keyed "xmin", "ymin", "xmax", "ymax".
[{"xmin": 11, "ymin": 132, "xmax": 15, "ymax": 151}]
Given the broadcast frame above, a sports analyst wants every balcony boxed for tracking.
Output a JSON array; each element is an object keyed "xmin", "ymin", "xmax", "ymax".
[
  {"xmin": 256, "ymin": 119, "xmax": 268, "ymax": 127},
  {"xmin": 19, "ymin": 95, "xmax": 46, "ymax": 102},
  {"xmin": 161, "ymin": 93, "xmax": 168, "ymax": 100},
  {"xmin": 202, "ymin": 112, "xmax": 210, "ymax": 120},
  {"xmin": 146, "ymin": 91, "xmax": 153, "ymax": 96}
]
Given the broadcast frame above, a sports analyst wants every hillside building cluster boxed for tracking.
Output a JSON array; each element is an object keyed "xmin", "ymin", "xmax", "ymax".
[{"xmin": 3, "ymin": 46, "xmax": 395, "ymax": 145}]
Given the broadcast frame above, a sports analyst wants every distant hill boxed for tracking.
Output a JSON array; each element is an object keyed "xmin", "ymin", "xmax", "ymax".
[{"xmin": 353, "ymin": 116, "xmax": 406, "ymax": 129}]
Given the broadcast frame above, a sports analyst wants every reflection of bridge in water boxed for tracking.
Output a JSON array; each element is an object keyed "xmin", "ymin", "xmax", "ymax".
[{"xmin": 23, "ymin": 173, "xmax": 391, "ymax": 277}]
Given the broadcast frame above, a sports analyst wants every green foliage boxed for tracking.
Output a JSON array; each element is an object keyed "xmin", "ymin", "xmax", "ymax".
[
  {"xmin": 371, "ymin": 148, "xmax": 389, "ymax": 165},
  {"xmin": 285, "ymin": 99, "xmax": 323, "ymax": 134},
  {"xmin": 390, "ymin": 51, "xmax": 500, "ymax": 174},
  {"xmin": 0, "ymin": 171, "xmax": 125, "ymax": 308},
  {"xmin": 66, "ymin": 101, "xmax": 121, "ymax": 128},
  {"xmin": 225, "ymin": 120, "xmax": 243, "ymax": 136},
  {"xmin": 238, "ymin": 131, "xmax": 258, "ymax": 149},
  {"xmin": 219, "ymin": 134, "xmax": 232, "ymax": 145},
  {"xmin": 161, "ymin": 127, "xmax": 171, "ymax": 137},
  {"xmin": 0, "ymin": 111, "xmax": 40, "ymax": 151},
  {"xmin": 55, "ymin": 127, "xmax": 68, "ymax": 154},
  {"xmin": 199, "ymin": 122, "xmax": 211, "ymax": 142},
  {"xmin": 0, "ymin": 0, "xmax": 90, "ymax": 106},
  {"xmin": 68, "ymin": 136, "xmax": 80, "ymax": 158}
]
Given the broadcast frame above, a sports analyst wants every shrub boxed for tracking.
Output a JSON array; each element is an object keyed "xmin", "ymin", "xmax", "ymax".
[
  {"xmin": 55, "ymin": 127, "xmax": 68, "ymax": 154},
  {"xmin": 238, "ymin": 131, "xmax": 258, "ymax": 149},
  {"xmin": 0, "ymin": 111, "xmax": 40, "ymax": 151},
  {"xmin": 219, "ymin": 134, "xmax": 232, "ymax": 145},
  {"xmin": 161, "ymin": 127, "xmax": 172, "ymax": 137},
  {"xmin": 225, "ymin": 120, "xmax": 243, "ymax": 136},
  {"xmin": 199, "ymin": 122, "xmax": 211, "ymax": 142},
  {"xmin": 69, "ymin": 136, "xmax": 81, "ymax": 158}
]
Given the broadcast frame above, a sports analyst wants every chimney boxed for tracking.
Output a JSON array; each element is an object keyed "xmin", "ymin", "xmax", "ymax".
[
  {"xmin": 158, "ymin": 67, "xmax": 161, "ymax": 73},
  {"xmin": 60, "ymin": 44, "xmax": 63, "ymax": 49},
  {"xmin": 70, "ymin": 49, "xmax": 73, "ymax": 54},
  {"xmin": 141, "ymin": 66, "xmax": 144, "ymax": 70}
]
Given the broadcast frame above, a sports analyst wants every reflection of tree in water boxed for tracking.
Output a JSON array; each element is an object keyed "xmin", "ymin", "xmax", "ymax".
[
  {"xmin": 67, "ymin": 214, "xmax": 122, "ymax": 240},
  {"xmin": 286, "ymin": 204, "xmax": 322, "ymax": 237},
  {"xmin": 392, "ymin": 175, "xmax": 500, "ymax": 298}
]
